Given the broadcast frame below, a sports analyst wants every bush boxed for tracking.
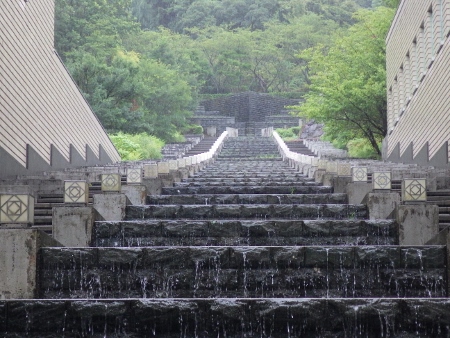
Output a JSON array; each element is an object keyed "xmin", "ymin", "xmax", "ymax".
[
  {"xmin": 347, "ymin": 138, "xmax": 380, "ymax": 159},
  {"xmin": 109, "ymin": 132, "xmax": 165, "ymax": 161},
  {"xmin": 183, "ymin": 124, "xmax": 203, "ymax": 134},
  {"xmin": 276, "ymin": 127, "xmax": 300, "ymax": 141}
]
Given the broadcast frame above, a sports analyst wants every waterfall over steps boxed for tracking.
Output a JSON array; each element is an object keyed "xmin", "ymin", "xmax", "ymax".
[{"xmin": 3, "ymin": 136, "xmax": 449, "ymax": 337}]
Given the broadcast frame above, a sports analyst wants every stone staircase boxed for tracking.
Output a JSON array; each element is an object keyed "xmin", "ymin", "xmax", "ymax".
[{"xmin": 2, "ymin": 136, "xmax": 449, "ymax": 336}]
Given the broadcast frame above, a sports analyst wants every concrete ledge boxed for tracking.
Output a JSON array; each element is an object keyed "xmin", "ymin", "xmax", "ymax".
[
  {"xmin": 52, "ymin": 206, "xmax": 95, "ymax": 247},
  {"xmin": 367, "ymin": 192, "xmax": 400, "ymax": 220},
  {"xmin": 121, "ymin": 185, "xmax": 147, "ymax": 205},
  {"xmin": 397, "ymin": 204, "xmax": 439, "ymax": 245},
  {"xmin": 346, "ymin": 182, "xmax": 372, "ymax": 205},
  {"xmin": 93, "ymin": 194, "xmax": 127, "ymax": 221},
  {"xmin": 0, "ymin": 229, "xmax": 61, "ymax": 299}
]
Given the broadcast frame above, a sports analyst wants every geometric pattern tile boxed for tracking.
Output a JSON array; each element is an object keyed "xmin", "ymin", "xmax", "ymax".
[
  {"xmin": 157, "ymin": 162, "xmax": 170, "ymax": 175},
  {"xmin": 169, "ymin": 160, "xmax": 178, "ymax": 171},
  {"xmin": 144, "ymin": 164, "xmax": 158, "ymax": 178},
  {"xmin": 101, "ymin": 174, "xmax": 121, "ymax": 192},
  {"xmin": 0, "ymin": 194, "xmax": 34, "ymax": 223},
  {"xmin": 337, "ymin": 163, "xmax": 352, "ymax": 176},
  {"xmin": 178, "ymin": 158, "xmax": 186, "ymax": 169},
  {"xmin": 373, "ymin": 172, "xmax": 392, "ymax": 190},
  {"xmin": 352, "ymin": 167, "xmax": 368, "ymax": 182},
  {"xmin": 64, "ymin": 181, "xmax": 89, "ymax": 203},
  {"xmin": 326, "ymin": 161, "xmax": 338, "ymax": 173},
  {"xmin": 318, "ymin": 160, "xmax": 327, "ymax": 170},
  {"xmin": 127, "ymin": 168, "xmax": 142, "ymax": 184},
  {"xmin": 402, "ymin": 178, "xmax": 427, "ymax": 202}
]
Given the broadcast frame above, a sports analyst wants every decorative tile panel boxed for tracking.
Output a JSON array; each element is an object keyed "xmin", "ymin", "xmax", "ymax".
[
  {"xmin": 402, "ymin": 179, "xmax": 427, "ymax": 201},
  {"xmin": 157, "ymin": 162, "xmax": 170, "ymax": 175},
  {"xmin": 101, "ymin": 174, "xmax": 121, "ymax": 192},
  {"xmin": 143, "ymin": 164, "xmax": 158, "ymax": 178},
  {"xmin": 64, "ymin": 181, "xmax": 89, "ymax": 203},
  {"xmin": 0, "ymin": 194, "xmax": 34, "ymax": 223},
  {"xmin": 178, "ymin": 158, "xmax": 186, "ymax": 169},
  {"xmin": 127, "ymin": 168, "xmax": 142, "ymax": 184},
  {"xmin": 326, "ymin": 161, "xmax": 338, "ymax": 173},
  {"xmin": 185, "ymin": 157, "xmax": 192, "ymax": 166},
  {"xmin": 318, "ymin": 160, "xmax": 327, "ymax": 170},
  {"xmin": 169, "ymin": 160, "xmax": 178, "ymax": 171},
  {"xmin": 337, "ymin": 163, "xmax": 352, "ymax": 176},
  {"xmin": 373, "ymin": 172, "xmax": 392, "ymax": 190},
  {"xmin": 311, "ymin": 158, "xmax": 319, "ymax": 167},
  {"xmin": 352, "ymin": 167, "xmax": 368, "ymax": 182}
]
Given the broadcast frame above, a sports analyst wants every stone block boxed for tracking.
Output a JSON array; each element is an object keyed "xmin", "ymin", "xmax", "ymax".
[
  {"xmin": 323, "ymin": 173, "xmax": 336, "ymax": 187},
  {"xmin": 352, "ymin": 167, "xmax": 368, "ymax": 182},
  {"xmin": 157, "ymin": 162, "xmax": 170, "ymax": 175},
  {"xmin": 101, "ymin": 174, "xmax": 121, "ymax": 192},
  {"xmin": 142, "ymin": 178, "xmax": 163, "ymax": 195},
  {"xmin": 126, "ymin": 168, "xmax": 142, "ymax": 184},
  {"xmin": 373, "ymin": 172, "xmax": 392, "ymax": 190},
  {"xmin": 314, "ymin": 169, "xmax": 326, "ymax": 184},
  {"xmin": 367, "ymin": 192, "xmax": 400, "ymax": 220},
  {"xmin": 332, "ymin": 176, "xmax": 352, "ymax": 194},
  {"xmin": 397, "ymin": 204, "xmax": 439, "ymax": 245},
  {"xmin": 121, "ymin": 185, "xmax": 147, "ymax": 205},
  {"xmin": 64, "ymin": 181, "xmax": 89, "ymax": 204},
  {"xmin": 0, "ymin": 194, "xmax": 34, "ymax": 225},
  {"xmin": 346, "ymin": 182, "xmax": 372, "ymax": 205},
  {"xmin": 144, "ymin": 164, "xmax": 158, "ymax": 178},
  {"xmin": 0, "ymin": 229, "xmax": 61, "ymax": 299},
  {"xmin": 402, "ymin": 178, "xmax": 427, "ymax": 201},
  {"xmin": 337, "ymin": 163, "xmax": 352, "ymax": 176},
  {"xmin": 93, "ymin": 193, "xmax": 127, "ymax": 221},
  {"xmin": 52, "ymin": 206, "xmax": 95, "ymax": 247}
]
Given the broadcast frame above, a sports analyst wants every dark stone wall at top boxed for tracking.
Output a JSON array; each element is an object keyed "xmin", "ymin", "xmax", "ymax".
[{"xmin": 201, "ymin": 92, "xmax": 301, "ymax": 122}]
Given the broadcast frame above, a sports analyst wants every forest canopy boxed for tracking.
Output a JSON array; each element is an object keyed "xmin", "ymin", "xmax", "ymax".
[{"xmin": 55, "ymin": 0, "xmax": 399, "ymax": 155}]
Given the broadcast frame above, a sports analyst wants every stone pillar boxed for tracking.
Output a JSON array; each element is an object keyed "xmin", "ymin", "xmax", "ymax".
[
  {"xmin": 314, "ymin": 169, "xmax": 326, "ymax": 184},
  {"xmin": 332, "ymin": 176, "xmax": 352, "ymax": 194},
  {"xmin": 367, "ymin": 192, "xmax": 400, "ymax": 220},
  {"xmin": 322, "ymin": 173, "xmax": 336, "ymax": 187},
  {"xmin": 142, "ymin": 178, "xmax": 163, "ymax": 195},
  {"xmin": 0, "ymin": 229, "xmax": 61, "ymax": 299},
  {"xmin": 52, "ymin": 206, "xmax": 95, "ymax": 247},
  {"xmin": 93, "ymin": 193, "xmax": 127, "ymax": 221},
  {"xmin": 121, "ymin": 185, "xmax": 147, "ymax": 205},
  {"xmin": 396, "ymin": 204, "xmax": 439, "ymax": 245},
  {"xmin": 346, "ymin": 182, "xmax": 372, "ymax": 205}
]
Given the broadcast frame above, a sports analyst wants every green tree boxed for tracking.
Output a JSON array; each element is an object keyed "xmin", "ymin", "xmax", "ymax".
[{"xmin": 291, "ymin": 7, "xmax": 395, "ymax": 155}]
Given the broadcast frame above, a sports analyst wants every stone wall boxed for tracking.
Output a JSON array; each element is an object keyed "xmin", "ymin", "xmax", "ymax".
[
  {"xmin": 201, "ymin": 92, "xmax": 301, "ymax": 123},
  {"xmin": 385, "ymin": 0, "xmax": 450, "ymax": 167}
]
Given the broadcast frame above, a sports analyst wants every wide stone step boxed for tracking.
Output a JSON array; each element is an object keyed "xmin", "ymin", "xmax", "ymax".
[
  {"xmin": 173, "ymin": 181, "xmax": 320, "ymax": 188},
  {"xmin": 125, "ymin": 204, "xmax": 366, "ymax": 220},
  {"xmin": 162, "ymin": 185, "xmax": 333, "ymax": 195},
  {"xmin": 93, "ymin": 219, "xmax": 398, "ymax": 247},
  {"xmin": 182, "ymin": 176, "xmax": 314, "ymax": 183},
  {"xmin": 148, "ymin": 193, "xmax": 347, "ymax": 205},
  {"xmin": 39, "ymin": 246, "xmax": 445, "ymax": 299},
  {"xmin": 3, "ymin": 298, "xmax": 450, "ymax": 337}
]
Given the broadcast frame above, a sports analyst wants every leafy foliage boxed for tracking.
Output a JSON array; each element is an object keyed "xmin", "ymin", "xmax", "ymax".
[
  {"xmin": 55, "ymin": 0, "xmax": 399, "ymax": 146},
  {"xmin": 290, "ymin": 7, "xmax": 395, "ymax": 155},
  {"xmin": 109, "ymin": 132, "xmax": 165, "ymax": 160}
]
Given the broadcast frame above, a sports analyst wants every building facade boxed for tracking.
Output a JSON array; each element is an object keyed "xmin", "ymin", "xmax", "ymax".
[
  {"xmin": 0, "ymin": 0, "xmax": 120, "ymax": 178},
  {"xmin": 384, "ymin": 0, "xmax": 450, "ymax": 167}
]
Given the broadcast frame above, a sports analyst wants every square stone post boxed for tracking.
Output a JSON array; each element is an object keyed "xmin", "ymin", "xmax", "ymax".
[{"xmin": 52, "ymin": 206, "xmax": 96, "ymax": 247}]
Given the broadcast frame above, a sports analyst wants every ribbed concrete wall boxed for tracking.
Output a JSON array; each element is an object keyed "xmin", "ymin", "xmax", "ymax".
[
  {"xmin": 0, "ymin": 0, "xmax": 120, "ymax": 177},
  {"xmin": 385, "ymin": 0, "xmax": 450, "ymax": 167}
]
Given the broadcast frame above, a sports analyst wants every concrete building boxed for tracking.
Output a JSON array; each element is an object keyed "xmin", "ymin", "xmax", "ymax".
[
  {"xmin": 384, "ymin": 0, "xmax": 450, "ymax": 167},
  {"xmin": 0, "ymin": 0, "xmax": 120, "ymax": 178}
]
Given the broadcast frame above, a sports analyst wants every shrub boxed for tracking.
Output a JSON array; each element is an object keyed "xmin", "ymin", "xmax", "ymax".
[
  {"xmin": 109, "ymin": 132, "xmax": 165, "ymax": 161},
  {"xmin": 347, "ymin": 138, "xmax": 380, "ymax": 159}
]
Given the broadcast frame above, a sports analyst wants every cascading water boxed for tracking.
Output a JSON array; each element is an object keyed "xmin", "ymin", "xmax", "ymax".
[{"xmin": 2, "ymin": 136, "xmax": 449, "ymax": 336}]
